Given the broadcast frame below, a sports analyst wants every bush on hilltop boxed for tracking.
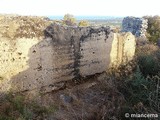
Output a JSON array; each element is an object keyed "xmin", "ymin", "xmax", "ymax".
[{"xmin": 144, "ymin": 15, "xmax": 160, "ymax": 43}]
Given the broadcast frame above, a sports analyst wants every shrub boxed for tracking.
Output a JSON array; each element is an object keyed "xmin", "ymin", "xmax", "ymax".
[
  {"xmin": 148, "ymin": 75, "xmax": 160, "ymax": 112},
  {"xmin": 63, "ymin": 14, "xmax": 77, "ymax": 26},
  {"xmin": 78, "ymin": 20, "xmax": 89, "ymax": 27},
  {"xmin": 0, "ymin": 93, "xmax": 57, "ymax": 120},
  {"xmin": 144, "ymin": 16, "xmax": 160, "ymax": 43},
  {"xmin": 136, "ymin": 44, "xmax": 160, "ymax": 77},
  {"xmin": 138, "ymin": 54, "xmax": 160, "ymax": 77},
  {"xmin": 125, "ymin": 66, "xmax": 154, "ymax": 105},
  {"xmin": 119, "ymin": 66, "xmax": 159, "ymax": 119}
]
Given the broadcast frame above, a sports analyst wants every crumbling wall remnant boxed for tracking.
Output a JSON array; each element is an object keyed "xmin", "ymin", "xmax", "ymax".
[
  {"xmin": 110, "ymin": 32, "xmax": 136, "ymax": 66},
  {"xmin": 0, "ymin": 15, "xmax": 136, "ymax": 95},
  {"xmin": 122, "ymin": 16, "xmax": 148, "ymax": 38}
]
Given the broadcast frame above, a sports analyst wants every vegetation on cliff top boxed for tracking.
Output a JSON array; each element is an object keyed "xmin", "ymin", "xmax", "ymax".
[
  {"xmin": 62, "ymin": 14, "xmax": 90, "ymax": 27},
  {"xmin": 0, "ymin": 15, "xmax": 52, "ymax": 39}
]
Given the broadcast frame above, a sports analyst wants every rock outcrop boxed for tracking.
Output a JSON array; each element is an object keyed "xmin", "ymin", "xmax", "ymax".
[
  {"xmin": 122, "ymin": 17, "xmax": 148, "ymax": 38},
  {"xmin": 0, "ymin": 15, "xmax": 136, "ymax": 96}
]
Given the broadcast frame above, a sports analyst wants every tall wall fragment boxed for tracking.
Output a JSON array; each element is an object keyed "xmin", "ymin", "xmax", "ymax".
[{"xmin": 122, "ymin": 16, "xmax": 148, "ymax": 38}]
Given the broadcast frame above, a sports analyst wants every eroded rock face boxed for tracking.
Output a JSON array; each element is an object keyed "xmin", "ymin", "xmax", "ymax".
[
  {"xmin": 0, "ymin": 15, "xmax": 136, "ymax": 96},
  {"xmin": 122, "ymin": 17, "xmax": 148, "ymax": 37}
]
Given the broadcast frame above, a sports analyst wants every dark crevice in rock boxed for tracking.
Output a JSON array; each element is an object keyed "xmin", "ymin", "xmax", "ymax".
[{"xmin": 71, "ymin": 36, "xmax": 81, "ymax": 80}]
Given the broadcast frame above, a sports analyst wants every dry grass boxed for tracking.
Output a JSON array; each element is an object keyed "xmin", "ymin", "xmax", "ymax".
[
  {"xmin": 0, "ymin": 15, "xmax": 52, "ymax": 39},
  {"xmin": 0, "ymin": 42, "xmax": 159, "ymax": 120}
]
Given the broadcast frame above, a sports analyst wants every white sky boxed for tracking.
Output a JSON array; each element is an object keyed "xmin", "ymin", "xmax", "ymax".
[{"xmin": 0, "ymin": 0, "xmax": 159, "ymax": 17}]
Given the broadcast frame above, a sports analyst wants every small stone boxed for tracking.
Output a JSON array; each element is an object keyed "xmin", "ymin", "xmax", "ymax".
[{"xmin": 60, "ymin": 94, "xmax": 73, "ymax": 104}]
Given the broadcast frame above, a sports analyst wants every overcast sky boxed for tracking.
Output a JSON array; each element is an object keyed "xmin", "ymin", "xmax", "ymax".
[{"xmin": 0, "ymin": 0, "xmax": 159, "ymax": 17}]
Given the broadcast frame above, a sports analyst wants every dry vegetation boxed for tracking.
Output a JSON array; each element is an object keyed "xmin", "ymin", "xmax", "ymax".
[
  {"xmin": 0, "ymin": 42, "xmax": 159, "ymax": 120},
  {"xmin": 0, "ymin": 15, "xmax": 52, "ymax": 39},
  {"xmin": 0, "ymin": 15, "xmax": 160, "ymax": 120}
]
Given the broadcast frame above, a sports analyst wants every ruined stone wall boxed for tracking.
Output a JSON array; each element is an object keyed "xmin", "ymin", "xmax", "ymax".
[
  {"xmin": 0, "ymin": 15, "xmax": 136, "ymax": 95},
  {"xmin": 122, "ymin": 16, "xmax": 148, "ymax": 37}
]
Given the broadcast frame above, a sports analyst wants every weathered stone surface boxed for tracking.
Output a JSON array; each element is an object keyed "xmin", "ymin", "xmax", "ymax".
[
  {"xmin": 0, "ymin": 15, "xmax": 136, "ymax": 96},
  {"xmin": 44, "ymin": 23, "xmax": 111, "ymax": 79},
  {"xmin": 122, "ymin": 17, "xmax": 148, "ymax": 38},
  {"xmin": 110, "ymin": 32, "xmax": 136, "ymax": 66}
]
